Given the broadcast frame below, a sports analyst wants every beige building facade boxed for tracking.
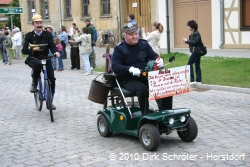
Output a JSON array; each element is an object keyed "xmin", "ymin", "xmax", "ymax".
[{"xmin": 19, "ymin": 0, "xmax": 157, "ymax": 44}]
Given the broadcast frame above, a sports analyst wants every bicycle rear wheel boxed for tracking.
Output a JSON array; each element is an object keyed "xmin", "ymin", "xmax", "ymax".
[
  {"xmin": 45, "ymin": 80, "xmax": 54, "ymax": 122},
  {"xmin": 99, "ymin": 38, "xmax": 104, "ymax": 48},
  {"xmin": 108, "ymin": 36, "xmax": 115, "ymax": 48}
]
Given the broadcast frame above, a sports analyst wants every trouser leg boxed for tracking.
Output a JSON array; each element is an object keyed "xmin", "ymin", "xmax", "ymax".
[
  {"xmin": 187, "ymin": 53, "xmax": 196, "ymax": 82},
  {"xmin": 74, "ymin": 48, "xmax": 80, "ymax": 69},
  {"xmin": 16, "ymin": 46, "xmax": 22, "ymax": 59},
  {"xmin": 46, "ymin": 62, "xmax": 56, "ymax": 94},
  {"xmin": 70, "ymin": 48, "xmax": 75, "ymax": 69},
  {"xmin": 0, "ymin": 48, "xmax": 5, "ymax": 63},
  {"xmin": 121, "ymin": 79, "xmax": 149, "ymax": 115},
  {"xmin": 82, "ymin": 53, "xmax": 91, "ymax": 74},
  {"xmin": 195, "ymin": 56, "xmax": 202, "ymax": 82},
  {"xmin": 89, "ymin": 48, "xmax": 95, "ymax": 68},
  {"xmin": 6, "ymin": 48, "xmax": 11, "ymax": 65}
]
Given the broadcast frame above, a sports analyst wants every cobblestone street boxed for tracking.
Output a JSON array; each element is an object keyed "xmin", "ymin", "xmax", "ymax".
[{"xmin": 0, "ymin": 53, "xmax": 249, "ymax": 167}]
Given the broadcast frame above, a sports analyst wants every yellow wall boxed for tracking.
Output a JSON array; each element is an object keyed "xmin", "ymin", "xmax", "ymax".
[{"xmin": 19, "ymin": 0, "xmax": 120, "ymax": 42}]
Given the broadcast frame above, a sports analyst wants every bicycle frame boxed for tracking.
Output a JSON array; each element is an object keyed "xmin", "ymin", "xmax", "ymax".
[{"xmin": 36, "ymin": 59, "xmax": 53, "ymax": 102}]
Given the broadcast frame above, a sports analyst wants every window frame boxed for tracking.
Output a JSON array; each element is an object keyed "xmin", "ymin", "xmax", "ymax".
[
  {"xmin": 65, "ymin": 0, "xmax": 72, "ymax": 19},
  {"xmin": 240, "ymin": 0, "xmax": 250, "ymax": 31},
  {"xmin": 27, "ymin": 0, "xmax": 36, "ymax": 22},
  {"xmin": 101, "ymin": 0, "xmax": 110, "ymax": 16},
  {"xmin": 41, "ymin": 0, "xmax": 49, "ymax": 20},
  {"xmin": 82, "ymin": 0, "xmax": 90, "ymax": 17}
]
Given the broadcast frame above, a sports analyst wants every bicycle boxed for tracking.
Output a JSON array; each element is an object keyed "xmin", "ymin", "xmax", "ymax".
[
  {"xmin": 99, "ymin": 32, "xmax": 115, "ymax": 48},
  {"xmin": 31, "ymin": 56, "xmax": 55, "ymax": 122}
]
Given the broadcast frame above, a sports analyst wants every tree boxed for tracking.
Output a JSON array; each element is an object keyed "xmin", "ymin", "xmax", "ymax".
[{"xmin": 6, "ymin": 0, "xmax": 21, "ymax": 30}]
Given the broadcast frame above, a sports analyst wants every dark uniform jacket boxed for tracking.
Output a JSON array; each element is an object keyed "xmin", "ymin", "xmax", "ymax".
[
  {"xmin": 185, "ymin": 30, "xmax": 203, "ymax": 53},
  {"xmin": 22, "ymin": 30, "xmax": 58, "ymax": 59},
  {"xmin": 112, "ymin": 39, "xmax": 158, "ymax": 82}
]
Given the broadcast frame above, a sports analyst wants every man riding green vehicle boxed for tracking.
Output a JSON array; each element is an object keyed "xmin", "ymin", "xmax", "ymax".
[{"xmin": 89, "ymin": 23, "xmax": 198, "ymax": 151}]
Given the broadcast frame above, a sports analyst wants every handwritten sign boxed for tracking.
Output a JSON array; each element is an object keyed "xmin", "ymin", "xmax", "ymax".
[{"xmin": 148, "ymin": 65, "xmax": 191, "ymax": 100}]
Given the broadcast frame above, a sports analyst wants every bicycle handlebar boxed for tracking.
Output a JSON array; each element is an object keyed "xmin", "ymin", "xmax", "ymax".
[{"xmin": 29, "ymin": 56, "xmax": 53, "ymax": 64}]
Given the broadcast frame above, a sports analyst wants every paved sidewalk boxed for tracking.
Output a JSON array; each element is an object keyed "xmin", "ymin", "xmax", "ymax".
[{"xmin": 0, "ymin": 57, "xmax": 250, "ymax": 167}]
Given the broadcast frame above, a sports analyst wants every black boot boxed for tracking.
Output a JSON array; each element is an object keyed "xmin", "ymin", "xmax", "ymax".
[
  {"xmin": 47, "ymin": 92, "xmax": 56, "ymax": 110},
  {"xmin": 46, "ymin": 102, "xmax": 56, "ymax": 110},
  {"xmin": 51, "ymin": 103, "xmax": 56, "ymax": 110},
  {"xmin": 30, "ymin": 78, "xmax": 39, "ymax": 93}
]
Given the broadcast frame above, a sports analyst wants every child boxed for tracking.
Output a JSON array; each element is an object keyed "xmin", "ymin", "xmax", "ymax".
[{"xmin": 54, "ymin": 38, "xmax": 64, "ymax": 71}]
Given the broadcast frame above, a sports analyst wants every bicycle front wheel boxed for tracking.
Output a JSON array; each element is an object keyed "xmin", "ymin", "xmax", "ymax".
[
  {"xmin": 34, "ymin": 79, "xmax": 43, "ymax": 111},
  {"xmin": 45, "ymin": 80, "xmax": 54, "ymax": 122}
]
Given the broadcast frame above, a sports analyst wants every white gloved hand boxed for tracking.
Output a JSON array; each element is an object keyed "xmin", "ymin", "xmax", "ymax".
[
  {"xmin": 156, "ymin": 58, "xmax": 164, "ymax": 68},
  {"xmin": 129, "ymin": 67, "xmax": 141, "ymax": 77}
]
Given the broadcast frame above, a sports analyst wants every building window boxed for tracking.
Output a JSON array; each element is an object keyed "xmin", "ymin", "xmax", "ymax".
[
  {"xmin": 82, "ymin": 0, "xmax": 90, "ymax": 17},
  {"xmin": 41, "ymin": 0, "xmax": 49, "ymax": 20},
  {"xmin": 28, "ymin": 0, "xmax": 35, "ymax": 22},
  {"xmin": 240, "ymin": 0, "xmax": 250, "ymax": 30},
  {"xmin": 65, "ymin": 0, "xmax": 72, "ymax": 18},
  {"xmin": 101, "ymin": 0, "xmax": 110, "ymax": 15}
]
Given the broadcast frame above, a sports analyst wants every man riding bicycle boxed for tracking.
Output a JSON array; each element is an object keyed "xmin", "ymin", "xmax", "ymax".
[
  {"xmin": 112, "ymin": 23, "xmax": 172, "ymax": 115},
  {"xmin": 22, "ymin": 14, "xmax": 60, "ymax": 110}
]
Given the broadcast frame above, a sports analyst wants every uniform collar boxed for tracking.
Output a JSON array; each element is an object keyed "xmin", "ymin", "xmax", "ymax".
[{"xmin": 34, "ymin": 30, "xmax": 43, "ymax": 36}]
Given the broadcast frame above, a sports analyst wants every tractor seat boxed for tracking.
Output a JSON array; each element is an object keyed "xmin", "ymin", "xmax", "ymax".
[{"xmin": 111, "ymin": 87, "xmax": 135, "ymax": 97}]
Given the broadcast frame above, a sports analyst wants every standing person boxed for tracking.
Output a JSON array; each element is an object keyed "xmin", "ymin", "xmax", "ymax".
[
  {"xmin": 11, "ymin": 31, "xmax": 17, "ymax": 59},
  {"xmin": 69, "ymin": 27, "xmax": 80, "ymax": 70},
  {"xmin": 182, "ymin": 20, "xmax": 203, "ymax": 84},
  {"xmin": 3, "ymin": 30, "xmax": 12, "ymax": 65},
  {"xmin": 46, "ymin": 26, "xmax": 57, "ymax": 70},
  {"xmin": 84, "ymin": 18, "xmax": 95, "ymax": 69},
  {"xmin": 68, "ymin": 23, "xmax": 76, "ymax": 38},
  {"xmin": 22, "ymin": 14, "xmax": 60, "ymax": 110},
  {"xmin": 0, "ymin": 31, "xmax": 6, "ymax": 64},
  {"xmin": 127, "ymin": 14, "xmax": 140, "ymax": 37},
  {"xmin": 112, "ymin": 23, "xmax": 172, "ymax": 116},
  {"xmin": 54, "ymin": 38, "xmax": 64, "ymax": 71},
  {"xmin": 92, "ymin": 25, "xmax": 98, "ymax": 67},
  {"xmin": 69, "ymin": 27, "xmax": 92, "ymax": 75},
  {"xmin": 58, "ymin": 26, "xmax": 68, "ymax": 59},
  {"xmin": 141, "ymin": 22, "xmax": 164, "ymax": 55},
  {"xmin": 13, "ymin": 27, "xmax": 22, "ymax": 60}
]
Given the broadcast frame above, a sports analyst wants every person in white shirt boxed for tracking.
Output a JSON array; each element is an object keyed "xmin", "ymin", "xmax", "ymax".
[
  {"xmin": 141, "ymin": 22, "xmax": 164, "ymax": 55},
  {"xmin": 68, "ymin": 23, "xmax": 76, "ymax": 37},
  {"xmin": 13, "ymin": 27, "xmax": 22, "ymax": 60}
]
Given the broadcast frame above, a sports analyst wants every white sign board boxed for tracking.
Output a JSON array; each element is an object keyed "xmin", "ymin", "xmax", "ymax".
[
  {"xmin": 148, "ymin": 65, "xmax": 191, "ymax": 100},
  {"xmin": 132, "ymin": 3, "xmax": 137, "ymax": 7}
]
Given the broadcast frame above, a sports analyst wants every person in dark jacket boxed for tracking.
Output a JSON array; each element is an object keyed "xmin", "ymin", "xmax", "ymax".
[
  {"xmin": 182, "ymin": 20, "xmax": 203, "ymax": 83},
  {"xmin": 0, "ymin": 31, "xmax": 7, "ymax": 64},
  {"xmin": 22, "ymin": 14, "xmax": 60, "ymax": 110},
  {"xmin": 112, "ymin": 22, "xmax": 172, "ymax": 116},
  {"xmin": 84, "ymin": 18, "xmax": 95, "ymax": 69}
]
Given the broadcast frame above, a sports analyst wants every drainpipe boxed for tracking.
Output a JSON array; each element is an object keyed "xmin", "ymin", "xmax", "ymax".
[
  {"xmin": 166, "ymin": 0, "xmax": 170, "ymax": 54},
  {"xmin": 219, "ymin": 0, "xmax": 224, "ymax": 49},
  {"xmin": 117, "ymin": 0, "xmax": 122, "ymax": 42},
  {"xmin": 58, "ymin": 0, "xmax": 62, "ymax": 30}
]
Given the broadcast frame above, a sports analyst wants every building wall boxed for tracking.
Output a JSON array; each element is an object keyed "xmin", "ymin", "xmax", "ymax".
[
  {"xmin": 157, "ymin": 0, "xmax": 174, "ymax": 50},
  {"xmin": 19, "ymin": 0, "xmax": 119, "ymax": 43},
  {"xmin": 223, "ymin": 0, "xmax": 250, "ymax": 48},
  {"xmin": 211, "ymin": 0, "xmax": 221, "ymax": 49}
]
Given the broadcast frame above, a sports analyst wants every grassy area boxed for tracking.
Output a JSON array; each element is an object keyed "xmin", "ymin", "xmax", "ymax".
[
  {"xmin": 161, "ymin": 52, "xmax": 250, "ymax": 88},
  {"xmin": 0, "ymin": 49, "xmax": 27, "ymax": 59},
  {"xmin": 94, "ymin": 52, "xmax": 250, "ymax": 88}
]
